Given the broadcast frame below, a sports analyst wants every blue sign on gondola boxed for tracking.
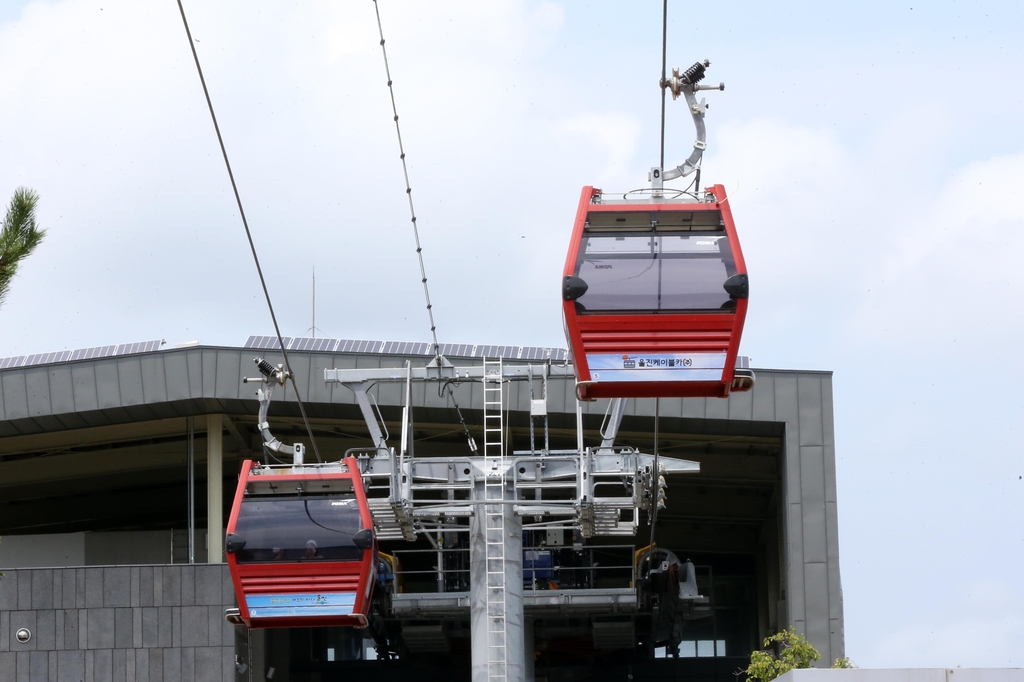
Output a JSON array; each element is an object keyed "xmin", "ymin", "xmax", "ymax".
[
  {"xmin": 587, "ymin": 351, "xmax": 726, "ymax": 383},
  {"xmin": 247, "ymin": 592, "xmax": 355, "ymax": 618}
]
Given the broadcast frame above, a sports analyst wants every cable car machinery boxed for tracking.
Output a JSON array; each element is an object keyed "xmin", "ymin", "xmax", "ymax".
[
  {"xmin": 217, "ymin": 61, "xmax": 745, "ymax": 682},
  {"xmin": 177, "ymin": 2, "xmax": 743, "ymax": 676},
  {"xmin": 214, "ymin": 64, "xmax": 748, "ymax": 682},
  {"xmin": 226, "ymin": 347, "xmax": 715, "ymax": 661}
]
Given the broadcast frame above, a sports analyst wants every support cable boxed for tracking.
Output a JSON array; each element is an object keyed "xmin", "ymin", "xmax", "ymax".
[
  {"xmin": 659, "ymin": 0, "xmax": 668, "ymax": 171},
  {"xmin": 372, "ymin": 0, "xmax": 442, "ymax": 363},
  {"xmin": 187, "ymin": 416, "xmax": 195, "ymax": 564},
  {"xmin": 649, "ymin": 397, "xmax": 660, "ymax": 549},
  {"xmin": 441, "ymin": 380, "xmax": 479, "ymax": 453},
  {"xmin": 372, "ymin": 1, "xmax": 478, "ymax": 454},
  {"xmin": 175, "ymin": 0, "xmax": 321, "ymax": 462}
]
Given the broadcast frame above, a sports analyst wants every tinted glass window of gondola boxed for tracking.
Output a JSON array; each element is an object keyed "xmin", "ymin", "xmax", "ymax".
[
  {"xmin": 574, "ymin": 231, "xmax": 737, "ymax": 311},
  {"xmin": 233, "ymin": 495, "xmax": 364, "ymax": 563}
]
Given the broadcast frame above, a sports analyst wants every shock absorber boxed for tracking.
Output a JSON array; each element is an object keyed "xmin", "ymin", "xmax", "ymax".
[
  {"xmin": 246, "ymin": 357, "xmax": 289, "ymax": 386},
  {"xmin": 679, "ymin": 59, "xmax": 709, "ymax": 85},
  {"xmin": 255, "ymin": 357, "xmax": 276, "ymax": 378}
]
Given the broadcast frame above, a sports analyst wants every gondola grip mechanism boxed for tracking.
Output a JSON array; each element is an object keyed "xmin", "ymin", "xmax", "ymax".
[
  {"xmin": 659, "ymin": 60, "xmax": 723, "ymax": 184},
  {"xmin": 243, "ymin": 357, "xmax": 289, "ymax": 386}
]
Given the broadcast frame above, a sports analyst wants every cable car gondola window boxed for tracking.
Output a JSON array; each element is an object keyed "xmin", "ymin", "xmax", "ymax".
[
  {"xmin": 574, "ymin": 231, "xmax": 737, "ymax": 312},
  {"xmin": 233, "ymin": 495, "xmax": 364, "ymax": 563}
]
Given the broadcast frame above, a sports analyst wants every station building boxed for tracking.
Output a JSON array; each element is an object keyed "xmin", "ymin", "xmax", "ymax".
[{"xmin": 0, "ymin": 337, "xmax": 843, "ymax": 681}]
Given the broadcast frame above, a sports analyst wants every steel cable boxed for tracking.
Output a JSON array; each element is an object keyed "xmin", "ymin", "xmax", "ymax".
[
  {"xmin": 649, "ymin": 397, "xmax": 660, "ymax": 549},
  {"xmin": 372, "ymin": 0, "xmax": 443, "ymax": 363},
  {"xmin": 175, "ymin": 0, "xmax": 322, "ymax": 462},
  {"xmin": 372, "ymin": 1, "xmax": 478, "ymax": 454},
  {"xmin": 659, "ymin": 0, "xmax": 668, "ymax": 171}
]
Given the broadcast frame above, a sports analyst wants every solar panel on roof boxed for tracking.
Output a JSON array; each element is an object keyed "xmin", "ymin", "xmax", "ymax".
[
  {"xmin": 115, "ymin": 340, "xmax": 163, "ymax": 355},
  {"xmin": 521, "ymin": 346, "xmax": 567, "ymax": 361},
  {"xmin": 243, "ymin": 335, "xmax": 293, "ymax": 350},
  {"xmin": 336, "ymin": 339, "xmax": 384, "ymax": 354},
  {"xmin": 289, "ymin": 337, "xmax": 339, "ymax": 352},
  {"xmin": 0, "ymin": 355, "xmax": 26, "ymax": 369},
  {"xmin": 0, "ymin": 340, "xmax": 165, "ymax": 370},
  {"xmin": 0, "ymin": 336, "xmax": 567, "ymax": 372},
  {"xmin": 25, "ymin": 350, "xmax": 73, "ymax": 365},
  {"xmin": 381, "ymin": 341, "xmax": 432, "ymax": 355},
  {"xmin": 71, "ymin": 345, "xmax": 114, "ymax": 361},
  {"xmin": 438, "ymin": 343, "xmax": 473, "ymax": 358},
  {"xmin": 474, "ymin": 344, "xmax": 518, "ymax": 359}
]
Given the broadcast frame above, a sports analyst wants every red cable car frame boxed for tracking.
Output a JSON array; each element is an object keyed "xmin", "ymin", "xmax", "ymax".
[
  {"xmin": 225, "ymin": 456, "xmax": 377, "ymax": 629},
  {"xmin": 562, "ymin": 184, "xmax": 751, "ymax": 401}
]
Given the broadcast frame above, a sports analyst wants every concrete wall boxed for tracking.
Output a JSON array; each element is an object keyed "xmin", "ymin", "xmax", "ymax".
[
  {"xmin": 0, "ymin": 532, "xmax": 171, "ymax": 569},
  {"xmin": 0, "ymin": 534, "xmax": 87, "ymax": 570},
  {"xmin": 0, "ymin": 531, "xmax": 214, "ymax": 569},
  {"xmin": 0, "ymin": 564, "xmax": 235, "ymax": 681},
  {"xmin": 765, "ymin": 368, "xmax": 843, "ymax": 659},
  {"xmin": 774, "ymin": 372, "xmax": 845, "ymax": 663}
]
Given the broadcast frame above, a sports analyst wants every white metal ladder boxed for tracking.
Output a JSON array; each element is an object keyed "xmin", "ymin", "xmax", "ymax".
[{"xmin": 482, "ymin": 358, "xmax": 507, "ymax": 682}]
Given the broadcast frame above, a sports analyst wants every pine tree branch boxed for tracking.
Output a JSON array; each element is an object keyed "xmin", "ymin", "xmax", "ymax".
[{"xmin": 0, "ymin": 187, "xmax": 46, "ymax": 307}]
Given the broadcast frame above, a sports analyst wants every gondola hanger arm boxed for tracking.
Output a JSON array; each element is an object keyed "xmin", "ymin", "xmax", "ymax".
[
  {"xmin": 243, "ymin": 356, "xmax": 302, "ymax": 460},
  {"xmin": 650, "ymin": 60, "xmax": 725, "ymax": 188}
]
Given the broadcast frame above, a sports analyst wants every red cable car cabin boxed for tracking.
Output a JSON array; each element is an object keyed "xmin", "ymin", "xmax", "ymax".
[
  {"xmin": 562, "ymin": 185, "xmax": 752, "ymax": 401},
  {"xmin": 225, "ymin": 456, "xmax": 376, "ymax": 629}
]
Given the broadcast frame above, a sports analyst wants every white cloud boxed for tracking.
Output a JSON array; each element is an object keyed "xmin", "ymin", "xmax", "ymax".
[
  {"xmin": 857, "ymin": 581, "xmax": 1024, "ymax": 667},
  {"xmin": 696, "ymin": 118, "xmax": 857, "ymax": 363},
  {"xmin": 0, "ymin": 0, "xmax": 586, "ymax": 353},
  {"xmin": 850, "ymin": 152, "xmax": 1024, "ymax": 352},
  {"xmin": 559, "ymin": 112, "xmax": 642, "ymax": 186}
]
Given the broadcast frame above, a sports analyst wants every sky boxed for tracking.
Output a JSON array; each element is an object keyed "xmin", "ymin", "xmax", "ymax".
[{"xmin": 1, "ymin": 0, "xmax": 1023, "ymax": 668}]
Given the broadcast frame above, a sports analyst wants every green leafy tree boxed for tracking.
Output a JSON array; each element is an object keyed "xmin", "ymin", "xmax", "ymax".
[
  {"xmin": 0, "ymin": 187, "xmax": 46, "ymax": 308},
  {"xmin": 743, "ymin": 628, "xmax": 853, "ymax": 682}
]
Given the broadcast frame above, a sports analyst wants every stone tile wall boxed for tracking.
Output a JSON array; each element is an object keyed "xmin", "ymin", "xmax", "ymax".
[{"xmin": 0, "ymin": 564, "xmax": 235, "ymax": 681}]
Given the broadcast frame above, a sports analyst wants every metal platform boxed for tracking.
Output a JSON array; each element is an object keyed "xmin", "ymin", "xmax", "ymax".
[{"xmin": 392, "ymin": 588, "xmax": 639, "ymax": 619}]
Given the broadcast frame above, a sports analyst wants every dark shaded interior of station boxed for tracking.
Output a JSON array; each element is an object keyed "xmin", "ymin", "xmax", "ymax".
[{"xmin": 0, "ymin": 398, "xmax": 784, "ymax": 681}]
